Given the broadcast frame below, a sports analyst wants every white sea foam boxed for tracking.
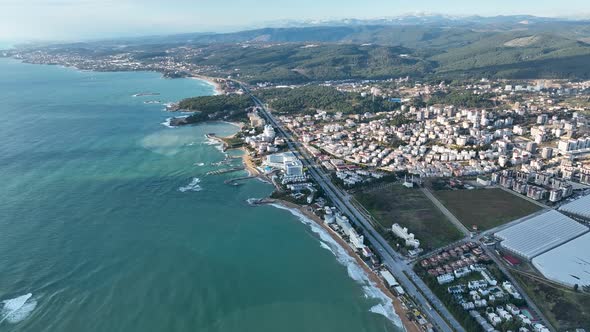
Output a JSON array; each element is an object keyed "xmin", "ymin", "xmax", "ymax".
[
  {"xmin": 246, "ymin": 198, "xmax": 261, "ymax": 206},
  {"xmin": 161, "ymin": 115, "xmax": 189, "ymax": 128},
  {"xmin": 178, "ymin": 178, "xmax": 202, "ymax": 192},
  {"xmin": 0, "ymin": 293, "xmax": 37, "ymax": 324},
  {"xmin": 203, "ymin": 137, "xmax": 225, "ymax": 153},
  {"xmin": 203, "ymin": 137, "xmax": 218, "ymax": 145},
  {"xmin": 191, "ymin": 77, "xmax": 221, "ymax": 95},
  {"xmin": 269, "ymin": 204, "xmax": 403, "ymax": 328},
  {"xmin": 194, "ymin": 162, "xmax": 205, "ymax": 167},
  {"xmin": 319, "ymin": 241, "xmax": 334, "ymax": 253},
  {"xmin": 161, "ymin": 117, "xmax": 175, "ymax": 128}
]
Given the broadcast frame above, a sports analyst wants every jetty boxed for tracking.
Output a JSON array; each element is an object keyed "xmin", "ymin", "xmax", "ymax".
[
  {"xmin": 206, "ymin": 167, "xmax": 245, "ymax": 176},
  {"xmin": 224, "ymin": 175, "xmax": 256, "ymax": 185}
]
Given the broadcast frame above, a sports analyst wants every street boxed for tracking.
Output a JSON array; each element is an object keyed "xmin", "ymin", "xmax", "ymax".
[{"xmin": 244, "ymin": 87, "xmax": 465, "ymax": 332}]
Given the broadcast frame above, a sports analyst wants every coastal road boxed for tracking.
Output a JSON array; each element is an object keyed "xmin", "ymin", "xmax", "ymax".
[{"xmin": 242, "ymin": 86, "xmax": 465, "ymax": 332}]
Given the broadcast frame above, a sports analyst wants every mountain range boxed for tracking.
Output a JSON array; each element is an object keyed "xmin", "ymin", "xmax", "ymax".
[{"xmin": 9, "ymin": 15, "xmax": 590, "ymax": 82}]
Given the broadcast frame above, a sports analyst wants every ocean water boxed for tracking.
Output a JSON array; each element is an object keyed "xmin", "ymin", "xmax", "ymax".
[
  {"xmin": 0, "ymin": 58, "xmax": 402, "ymax": 332},
  {"xmin": 0, "ymin": 42, "xmax": 15, "ymax": 50}
]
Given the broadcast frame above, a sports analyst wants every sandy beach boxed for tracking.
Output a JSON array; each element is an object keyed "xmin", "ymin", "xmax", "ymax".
[
  {"xmin": 190, "ymin": 74, "xmax": 224, "ymax": 95},
  {"xmin": 271, "ymin": 199, "xmax": 422, "ymax": 332},
  {"xmin": 212, "ymin": 123, "xmax": 421, "ymax": 331}
]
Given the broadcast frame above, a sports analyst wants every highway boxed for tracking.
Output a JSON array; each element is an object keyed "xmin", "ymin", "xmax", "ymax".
[{"xmin": 243, "ymin": 86, "xmax": 465, "ymax": 332}]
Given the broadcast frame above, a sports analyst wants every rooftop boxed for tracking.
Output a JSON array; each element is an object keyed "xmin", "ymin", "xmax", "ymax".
[
  {"xmin": 532, "ymin": 232, "xmax": 590, "ymax": 287},
  {"xmin": 559, "ymin": 194, "xmax": 590, "ymax": 220},
  {"xmin": 495, "ymin": 210, "xmax": 589, "ymax": 260}
]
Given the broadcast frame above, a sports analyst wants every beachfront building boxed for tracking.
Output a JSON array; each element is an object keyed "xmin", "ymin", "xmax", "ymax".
[
  {"xmin": 349, "ymin": 229, "xmax": 365, "ymax": 250},
  {"xmin": 391, "ymin": 223, "xmax": 420, "ymax": 248},
  {"xmin": 265, "ymin": 152, "xmax": 298, "ymax": 168},
  {"xmin": 335, "ymin": 214, "xmax": 353, "ymax": 237},
  {"xmin": 380, "ymin": 270, "xmax": 399, "ymax": 288},
  {"xmin": 324, "ymin": 207, "xmax": 335, "ymax": 224},
  {"xmin": 265, "ymin": 152, "xmax": 306, "ymax": 183},
  {"xmin": 285, "ymin": 160, "xmax": 304, "ymax": 177}
]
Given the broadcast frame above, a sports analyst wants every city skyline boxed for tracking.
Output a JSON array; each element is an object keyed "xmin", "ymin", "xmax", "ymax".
[{"xmin": 1, "ymin": 0, "xmax": 590, "ymax": 41}]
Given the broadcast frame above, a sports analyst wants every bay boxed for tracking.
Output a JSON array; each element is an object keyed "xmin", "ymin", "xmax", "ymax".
[{"xmin": 0, "ymin": 58, "xmax": 401, "ymax": 332}]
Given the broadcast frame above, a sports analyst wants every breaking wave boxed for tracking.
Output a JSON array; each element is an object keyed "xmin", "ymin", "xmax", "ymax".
[
  {"xmin": 161, "ymin": 115, "xmax": 189, "ymax": 128},
  {"xmin": 319, "ymin": 241, "xmax": 333, "ymax": 253},
  {"xmin": 178, "ymin": 178, "xmax": 202, "ymax": 192},
  {"xmin": 161, "ymin": 117, "xmax": 175, "ymax": 128},
  {"xmin": 269, "ymin": 204, "xmax": 403, "ymax": 328},
  {"xmin": 203, "ymin": 136, "xmax": 225, "ymax": 153},
  {"xmin": 0, "ymin": 293, "xmax": 37, "ymax": 324},
  {"xmin": 246, "ymin": 198, "xmax": 262, "ymax": 206}
]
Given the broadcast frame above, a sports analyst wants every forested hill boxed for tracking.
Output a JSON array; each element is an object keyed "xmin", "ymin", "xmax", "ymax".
[
  {"xmin": 255, "ymin": 86, "xmax": 401, "ymax": 114},
  {"xmin": 8, "ymin": 16, "xmax": 590, "ymax": 82},
  {"xmin": 99, "ymin": 15, "xmax": 589, "ymax": 48}
]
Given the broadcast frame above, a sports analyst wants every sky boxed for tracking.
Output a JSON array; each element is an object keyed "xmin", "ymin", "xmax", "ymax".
[{"xmin": 1, "ymin": 0, "xmax": 589, "ymax": 41}]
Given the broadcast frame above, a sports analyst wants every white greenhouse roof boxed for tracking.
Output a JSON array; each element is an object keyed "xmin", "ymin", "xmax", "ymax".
[
  {"xmin": 559, "ymin": 194, "xmax": 590, "ymax": 219},
  {"xmin": 495, "ymin": 210, "xmax": 589, "ymax": 259},
  {"xmin": 532, "ymin": 232, "xmax": 590, "ymax": 287}
]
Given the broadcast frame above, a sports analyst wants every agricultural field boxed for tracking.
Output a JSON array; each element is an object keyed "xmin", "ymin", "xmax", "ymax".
[
  {"xmin": 355, "ymin": 185, "xmax": 463, "ymax": 250},
  {"xmin": 433, "ymin": 188, "xmax": 541, "ymax": 231}
]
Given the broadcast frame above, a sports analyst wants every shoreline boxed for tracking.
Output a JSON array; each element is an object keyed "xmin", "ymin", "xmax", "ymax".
[
  {"xmin": 10, "ymin": 58, "xmax": 419, "ymax": 330},
  {"xmin": 265, "ymin": 199, "xmax": 421, "ymax": 332},
  {"xmin": 205, "ymin": 126, "xmax": 271, "ymax": 181},
  {"xmin": 157, "ymin": 78, "xmax": 419, "ymax": 331},
  {"xmin": 189, "ymin": 74, "xmax": 224, "ymax": 96},
  {"xmin": 216, "ymin": 126, "xmax": 419, "ymax": 332},
  {"xmin": 3, "ymin": 57, "xmax": 225, "ymax": 96},
  {"xmin": 202, "ymin": 124, "xmax": 261, "ymax": 177},
  {"xmin": 8, "ymin": 59, "xmax": 418, "ymax": 330}
]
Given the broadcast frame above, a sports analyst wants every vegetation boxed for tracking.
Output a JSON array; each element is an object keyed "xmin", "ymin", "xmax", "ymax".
[
  {"xmin": 427, "ymin": 91, "xmax": 497, "ymax": 109},
  {"xmin": 513, "ymin": 272, "xmax": 590, "ymax": 330},
  {"xmin": 179, "ymin": 26, "xmax": 590, "ymax": 82},
  {"xmin": 177, "ymin": 94, "xmax": 255, "ymax": 123},
  {"xmin": 431, "ymin": 32, "xmax": 590, "ymax": 79},
  {"xmin": 188, "ymin": 43, "xmax": 433, "ymax": 84},
  {"xmin": 355, "ymin": 185, "xmax": 463, "ymax": 250},
  {"xmin": 415, "ymin": 263, "xmax": 527, "ymax": 332},
  {"xmin": 331, "ymin": 172, "xmax": 400, "ymax": 191},
  {"xmin": 15, "ymin": 20, "xmax": 590, "ymax": 84},
  {"xmin": 432, "ymin": 189, "xmax": 541, "ymax": 231},
  {"xmin": 256, "ymin": 85, "xmax": 400, "ymax": 114}
]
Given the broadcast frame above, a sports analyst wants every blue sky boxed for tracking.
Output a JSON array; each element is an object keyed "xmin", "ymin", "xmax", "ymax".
[{"xmin": 1, "ymin": 0, "xmax": 589, "ymax": 41}]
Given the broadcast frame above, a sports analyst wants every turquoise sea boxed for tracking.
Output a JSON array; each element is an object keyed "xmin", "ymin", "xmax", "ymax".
[{"xmin": 0, "ymin": 58, "xmax": 402, "ymax": 332}]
